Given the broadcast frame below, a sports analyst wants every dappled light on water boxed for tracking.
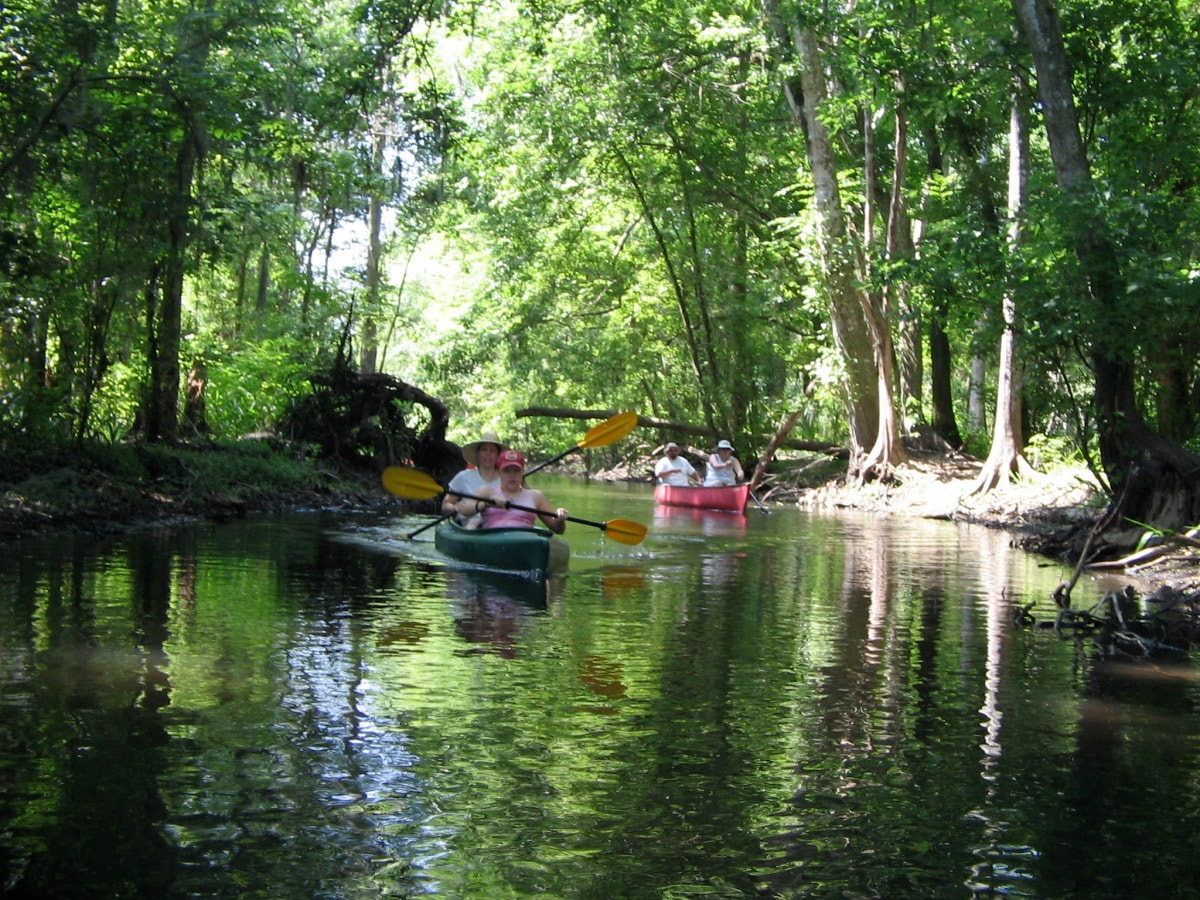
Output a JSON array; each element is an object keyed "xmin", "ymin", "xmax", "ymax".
[{"xmin": 4, "ymin": 486, "xmax": 1200, "ymax": 897}]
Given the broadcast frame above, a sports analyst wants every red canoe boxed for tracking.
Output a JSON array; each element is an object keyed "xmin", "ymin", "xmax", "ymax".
[{"xmin": 654, "ymin": 483, "xmax": 750, "ymax": 513}]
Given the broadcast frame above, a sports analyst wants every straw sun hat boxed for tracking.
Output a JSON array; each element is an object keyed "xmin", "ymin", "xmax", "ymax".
[{"xmin": 462, "ymin": 432, "xmax": 506, "ymax": 467}]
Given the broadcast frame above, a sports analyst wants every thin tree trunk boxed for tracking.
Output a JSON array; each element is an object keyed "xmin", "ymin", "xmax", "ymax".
[
  {"xmin": 889, "ymin": 101, "xmax": 923, "ymax": 433},
  {"xmin": 973, "ymin": 85, "xmax": 1034, "ymax": 493},
  {"xmin": 146, "ymin": 2, "xmax": 213, "ymax": 442},
  {"xmin": 922, "ymin": 128, "xmax": 963, "ymax": 448},
  {"xmin": 360, "ymin": 125, "xmax": 386, "ymax": 375},
  {"xmin": 968, "ymin": 351, "xmax": 986, "ymax": 433},
  {"xmin": 149, "ymin": 129, "xmax": 198, "ymax": 442}
]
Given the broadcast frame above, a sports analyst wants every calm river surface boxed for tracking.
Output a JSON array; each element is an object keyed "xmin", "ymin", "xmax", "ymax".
[{"xmin": 3, "ymin": 477, "xmax": 1200, "ymax": 898}]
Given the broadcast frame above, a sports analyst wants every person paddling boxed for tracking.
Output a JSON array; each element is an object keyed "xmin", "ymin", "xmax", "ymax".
[
  {"xmin": 459, "ymin": 450, "xmax": 568, "ymax": 534},
  {"xmin": 443, "ymin": 431, "xmax": 505, "ymax": 526},
  {"xmin": 703, "ymin": 439, "xmax": 744, "ymax": 487},
  {"xmin": 654, "ymin": 442, "xmax": 700, "ymax": 486}
]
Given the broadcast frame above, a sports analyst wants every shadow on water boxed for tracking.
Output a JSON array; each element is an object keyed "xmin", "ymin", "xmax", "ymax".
[{"xmin": 3, "ymin": 496, "xmax": 1200, "ymax": 898}]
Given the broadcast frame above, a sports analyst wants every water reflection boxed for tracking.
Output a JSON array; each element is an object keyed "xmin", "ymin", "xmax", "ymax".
[
  {"xmin": 445, "ymin": 569, "xmax": 563, "ymax": 658},
  {"xmin": 653, "ymin": 503, "xmax": 748, "ymax": 535},
  {"xmin": 6, "ymin": 504, "xmax": 1200, "ymax": 898},
  {"xmin": 599, "ymin": 566, "xmax": 646, "ymax": 600}
]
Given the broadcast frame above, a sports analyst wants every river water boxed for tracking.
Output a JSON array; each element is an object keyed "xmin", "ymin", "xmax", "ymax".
[{"xmin": 2, "ymin": 477, "xmax": 1199, "ymax": 898}]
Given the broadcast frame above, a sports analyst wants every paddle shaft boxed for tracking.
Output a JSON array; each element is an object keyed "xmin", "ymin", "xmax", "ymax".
[
  {"xmin": 418, "ymin": 440, "xmax": 581, "ymax": 537},
  {"xmin": 398, "ymin": 411, "xmax": 638, "ymax": 539},
  {"xmin": 384, "ymin": 464, "xmax": 646, "ymax": 544},
  {"xmin": 524, "ymin": 411, "xmax": 637, "ymax": 477},
  {"xmin": 523, "ymin": 448, "xmax": 571, "ymax": 477},
  {"xmin": 411, "ymin": 471, "xmax": 558, "ymax": 539},
  {"xmin": 453, "ymin": 489, "xmax": 610, "ymax": 532},
  {"xmin": 405, "ymin": 510, "xmax": 457, "ymax": 539}
]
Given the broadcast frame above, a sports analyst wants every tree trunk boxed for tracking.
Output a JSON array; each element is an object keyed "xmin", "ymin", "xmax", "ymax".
[
  {"xmin": 146, "ymin": 3, "xmax": 214, "ymax": 442},
  {"xmin": 254, "ymin": 245, "xmax": 270, "ymax": 321},
  {"xmin": 184, "ymin": 361, "xmax": 208, "ymax": 436},
  {"xmin": 973, "ymin": 88, "xmax": 1034, "ymax": 493},
  {"xmin": 148, "ymin": 132, "xmax": 197, "ymax": 442},
  {"xmin": 788, "ymin": 25, "xmax": 879, "ymax": 466},
  {"xmin": 749, "ymin": 409, "xmax": 804, "ymax": 492},
  {"xmin": 968, "ymin": 350, "xmax": 986, "ymax": 433},
  {"xmin": 617, "ymin": 149, "xmax": 712, "ymax": 427},
  {"xmin": 1011, "ymin": 0, "xmax": 1200, "ymax": 549},
  {"xmin": 359, "ymin": 124, "xmax": 386, "ymax": 376},
  {"xmin": 921, "ymin": 128, "xmax": 963, "ymax": 448},
  {"xmin": 928, "ymin": 303, "xmax": 962, "ymax": 448},
  {"xmin": 889, "ymin": 103, "xmax": 923, "ymax": 436}
]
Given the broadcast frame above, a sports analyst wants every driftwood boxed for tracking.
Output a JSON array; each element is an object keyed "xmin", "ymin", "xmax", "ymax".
[
  {"xmin": 1086, "ymin": 529, "xmax": 1200, "ymax": 572},
  {"xmin": 516, "ymin": 406, "xmax": 845, "ymax": 456},
  {"xmin": 749, "ymin": 410, "xmax": 804, "ymax": 494},
  {"xmin": 282, "ymin": 359, "xmax": 461, "ymax": 483}
]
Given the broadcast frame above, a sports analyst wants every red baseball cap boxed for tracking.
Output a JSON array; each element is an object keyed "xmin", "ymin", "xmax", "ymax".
[{"xmin": 497, "ymin": 449, "xmax": 526, "ymax": 470}]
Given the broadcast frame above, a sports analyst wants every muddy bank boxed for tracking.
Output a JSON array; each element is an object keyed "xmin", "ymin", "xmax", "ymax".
[
  {"xmin": 5, "ymin": 443, "xmax": 1198, "ymax": 637},
  {"xmin": 0, "ymin": 440, "xmax": 394, "ymax": 545}
]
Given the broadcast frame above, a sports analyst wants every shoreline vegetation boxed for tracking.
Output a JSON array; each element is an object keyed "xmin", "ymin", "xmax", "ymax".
[{"xmin": 3, "ymin": 439, "xmax": 1198, "ymax": 652}]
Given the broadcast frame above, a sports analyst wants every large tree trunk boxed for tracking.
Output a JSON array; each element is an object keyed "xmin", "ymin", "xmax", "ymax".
[
  {"xmin": 853, "ymin": 94, "xmax": 910, "ymax": 480},
  {"xmin": 928, "ymin": 304, "xmax": 962, "ymax": 448},
  {"xmin": 1012, "ymin": 0, "xmax": 1200, "ymax": 550},
  {"xmin": 788, "ymin": 25, "xmax": 879, "ymax": 467},
  {"xmin": 921, "ymin": 129, "xmax": 963, "ymax": 449}
]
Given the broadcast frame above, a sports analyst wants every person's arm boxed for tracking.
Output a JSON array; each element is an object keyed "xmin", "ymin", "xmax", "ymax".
[
  {"xmin": 457, "ymin": 486, "xmax": 495, "ymax": 518},
  {"xmin": 443, "ymin": 474, "xmax": 463, "ymax": 513},
  {"xmin": 532, "ymin": 491, "xmax": 568, "ymax": 534},
  {"xmin": 444, "ymin": 471, "xmax": 478, "ymax": 513}
]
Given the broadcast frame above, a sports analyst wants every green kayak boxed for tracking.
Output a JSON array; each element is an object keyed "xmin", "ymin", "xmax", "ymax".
[{"xmin": 434, "ymin": 520, "xmax": 570, "ymax": 577}]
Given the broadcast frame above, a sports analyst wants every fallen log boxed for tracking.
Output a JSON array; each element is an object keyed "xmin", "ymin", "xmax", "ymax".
[
  {"xmin": 515, "ymin": 406, "xmax": 846, "ymax": 456},
  {"xmin": 749, "ymin": 410, "xmax": 804, "ymax": 493}
]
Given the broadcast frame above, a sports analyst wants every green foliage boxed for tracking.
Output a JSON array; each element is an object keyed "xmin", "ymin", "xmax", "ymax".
[
  {"xmin": 135, "ymin": 440, "xmax": 322, "ymax": 492},
  {"xmin": 2, "ymin": 0, "xmax": 1200, "ymax": 474},
  {"xmin": 1023, "ymin": 433, "xmax": 1086, "ymax": 472},
  {"xmin": 196, "ymin": 337, "xmax": 321, "ymax": 438},
  {"xmin": 86, "ymin": 362, "xmax": 144, "ymax": 442}
]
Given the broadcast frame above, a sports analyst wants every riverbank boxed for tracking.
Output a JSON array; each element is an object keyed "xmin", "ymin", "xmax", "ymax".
[
  {"xmin": 0, "ymin": 438, "xmax": 393, "ymax": 545},
  {"xmin": 774, "ymin": 450, "xmax": 1200, "ymax": 613},
  {"xmin": 3, "ymin": 440, "xmax": 1197, "ymax": 609}
]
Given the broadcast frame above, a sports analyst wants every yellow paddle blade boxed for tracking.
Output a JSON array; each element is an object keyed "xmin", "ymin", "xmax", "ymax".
[
  {"xmin": 602, "ymin": 518, "xmax": 647, "ymax": 546},
  {"xmin": 381, "ymin": 466, "xmax": 445, "ymax": 501},
  {"xmin": 525, "ymin": 411, "xmax": 640, "ymax": 477},
  {"xmin": 579, "ymin": 411, "xmax": 639, "ymax": 450}
]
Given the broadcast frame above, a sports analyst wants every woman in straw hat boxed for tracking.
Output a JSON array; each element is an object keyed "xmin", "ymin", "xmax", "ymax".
[
  {"xmin": 702, "ymin": 439, "xmax": 744, "ymax": 487},
  {"xmin": 442, "ymin": 431, "xmax": 506, "ymax": 525}
]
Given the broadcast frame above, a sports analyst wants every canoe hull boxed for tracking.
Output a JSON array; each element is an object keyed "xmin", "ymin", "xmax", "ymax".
[
  {"xmin": 434, "ymin": 520, "xmax": 570, "ymax": 576},
  {"xmin": 654, "ymin": 483, "xmax": 750, "ymax": 513}
]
